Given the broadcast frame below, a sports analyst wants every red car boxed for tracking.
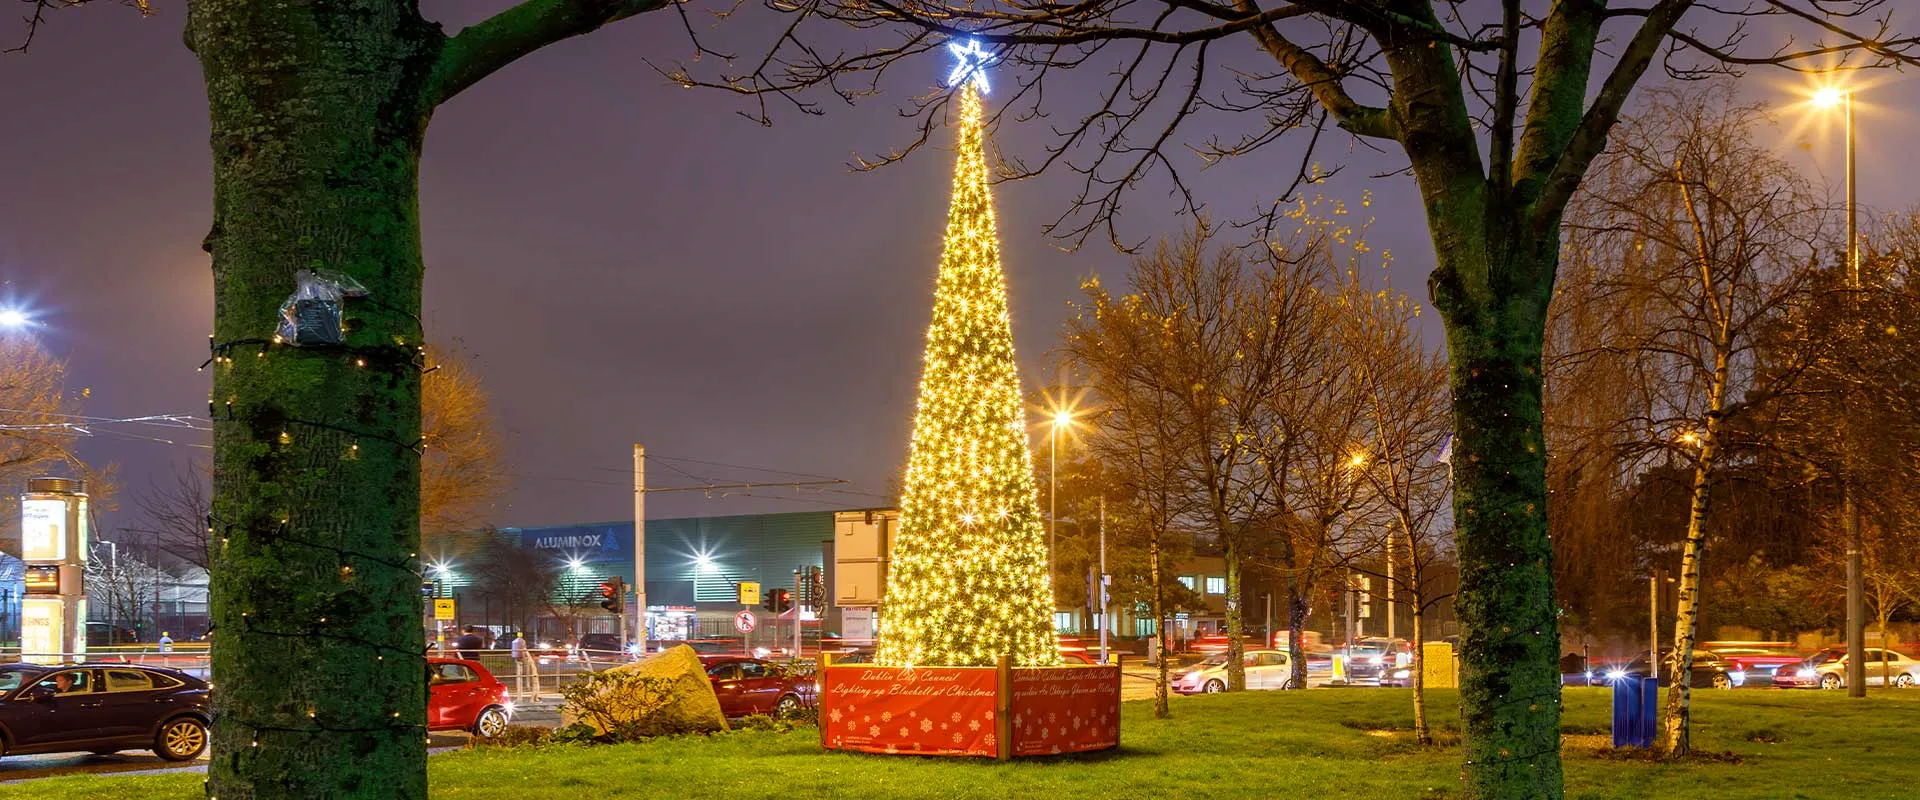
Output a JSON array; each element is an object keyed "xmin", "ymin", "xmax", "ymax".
[
  {"xmin": 427, "ymin": 658, "xmax": 512, "ymax": 738},
  {"xmin": 700, "ymin": 656, "xmax": 813, "ymax": 717}
]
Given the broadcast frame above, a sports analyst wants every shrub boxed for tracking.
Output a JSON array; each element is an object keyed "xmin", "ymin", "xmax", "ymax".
[{"xmin": 559, "ymin": 670, "xmax": 704, "ymax": 743}]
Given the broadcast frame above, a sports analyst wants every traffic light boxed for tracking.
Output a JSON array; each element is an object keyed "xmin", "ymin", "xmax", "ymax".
[
  {"xmin": 802, "ymin": 566, "xmax": 826, "ymax": 610},
  {"xmin": 762, "ymin": 588, "xmax": 792, "ymax": 614},
  {"xmin": 599, "ymin": 577, "xmax": 624, "ymax": 614}
]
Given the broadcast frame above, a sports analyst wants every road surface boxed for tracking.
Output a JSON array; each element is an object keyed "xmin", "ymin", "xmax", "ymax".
[{"xmin": 0, "ymin": 709, "xmax": 562, "ymax": 783}]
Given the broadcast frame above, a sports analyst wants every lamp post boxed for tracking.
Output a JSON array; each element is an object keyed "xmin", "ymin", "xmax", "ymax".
[
  {"xmin": 1098, "ymin": 497, "xmax": 1108, "ymax": 664},
  {"xmin": 1812, "ymin": 84, "xmax": 1866, "ymax": 698}
]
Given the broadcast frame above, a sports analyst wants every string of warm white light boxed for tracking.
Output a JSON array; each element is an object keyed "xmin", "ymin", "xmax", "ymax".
[{"xmin": 876, "ymin": 69, "xmax": 1060, "ymax": 669}]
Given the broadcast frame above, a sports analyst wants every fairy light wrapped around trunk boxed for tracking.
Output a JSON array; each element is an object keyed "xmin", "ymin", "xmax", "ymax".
[{"xmin": 876, "ymin": 48, "xmax": 1060, "ymax": 669}]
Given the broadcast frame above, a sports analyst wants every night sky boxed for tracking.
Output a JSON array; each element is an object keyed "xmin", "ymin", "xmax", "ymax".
[{"xmin": 2, "ymin": 3, "xmax": 1911, "ymax": 535}]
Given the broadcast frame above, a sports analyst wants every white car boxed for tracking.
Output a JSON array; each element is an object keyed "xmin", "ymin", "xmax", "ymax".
[
  {"xmin": 1171, "ymin": 649, "xmax": 1301, "ymax": 694},
  {"xmin": 1772, "ymin": 647, "xmax": 1920, "ymax": 689}
]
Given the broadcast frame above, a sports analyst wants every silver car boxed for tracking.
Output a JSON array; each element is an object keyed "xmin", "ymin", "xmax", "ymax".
[
  {"xmin": 1171, "ymin": 649, "xmax": 1301, "ymax": 693},
  {"xmin": 1773, "ymin": 647, "xmax": 1920, "ymax": 689}
]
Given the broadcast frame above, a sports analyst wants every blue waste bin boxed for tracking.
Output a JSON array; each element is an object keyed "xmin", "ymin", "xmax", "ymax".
[{"xmin": 1610, "ymin": 675, "xmax": 1660, "ymax": 748}]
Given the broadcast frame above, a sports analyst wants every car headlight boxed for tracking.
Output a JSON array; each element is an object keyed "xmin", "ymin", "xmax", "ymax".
[
  {"xmin": 501, "ymin": 701, "xmax": 516, "ymax": 716},
  {"xmin": 1392, "ymin": 669, "xmax": 1410, "ymax": 679},
  {"xmin": 1362, "ymin": 656, "xmax": 1380, "ymax": 665},
  {"xmin": 1605, "ymin": 669, "xmax": 1627, "ymax": 682}
]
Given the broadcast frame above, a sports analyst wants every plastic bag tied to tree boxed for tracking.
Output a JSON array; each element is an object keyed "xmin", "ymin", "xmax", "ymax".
[{"xmin": 276, "ymin": 269, "xmax": 369, "ymax": 346}]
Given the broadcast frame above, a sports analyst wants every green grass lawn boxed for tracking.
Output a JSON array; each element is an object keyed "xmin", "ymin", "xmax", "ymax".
[{"xmin": 8, "ymin": 688, "xmax": 1916, "ymax": 799}]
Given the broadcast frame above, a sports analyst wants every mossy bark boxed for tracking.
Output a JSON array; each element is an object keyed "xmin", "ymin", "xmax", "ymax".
[
  {"xmin": 183, "ymin": 0, "xmax": 663, "ymax": 796},
  {"xmin": 1433, "ymin": 235, "xmax": 1563, "ymax": 799},
  {"xmin": 190, "ymin": 2, "xmax": 438, "ymax": 796}
]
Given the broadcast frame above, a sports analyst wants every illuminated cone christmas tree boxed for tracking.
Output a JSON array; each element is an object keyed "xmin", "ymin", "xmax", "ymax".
[{"xmin": 876, "ymin": 49, "xmax": 1060, "ymax": 668}]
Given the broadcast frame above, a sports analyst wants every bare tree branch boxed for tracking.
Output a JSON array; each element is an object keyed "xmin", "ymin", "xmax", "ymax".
[{"xmin": 427, "ymin": 0, "xmax": 677, "ymax": 106}]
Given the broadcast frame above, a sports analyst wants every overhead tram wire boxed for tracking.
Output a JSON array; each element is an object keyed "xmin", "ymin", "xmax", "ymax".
[
  {"xmin": 0, "ymin": 411, "xmax": 214, "ymax": 448},
  {"xmin": 592, "ymin": 453, "xmax": 845, "ymax": 483}
]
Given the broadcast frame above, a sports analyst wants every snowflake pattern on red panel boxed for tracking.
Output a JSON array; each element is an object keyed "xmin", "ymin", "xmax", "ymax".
[
  {"xmin": 1008, "ymin": 667, "xmax": 1121, "ymax": 757},
  {"xmin": 819, "ymin": 665, "xmax": 1119, "ymax": 759}
]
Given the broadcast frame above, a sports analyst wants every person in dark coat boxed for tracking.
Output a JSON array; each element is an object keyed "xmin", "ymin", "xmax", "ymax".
[{"xmin": 454, "ymin": 626, "xmax": 484, "ymax": 660}]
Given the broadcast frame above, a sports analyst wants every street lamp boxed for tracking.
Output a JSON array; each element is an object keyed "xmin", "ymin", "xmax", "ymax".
[
  {"xmin": 0, "ymin": 309, "xmax": 28, "ymax": 329},
  {"xmin": 1046, "ymin": 404, "xmax": 1078, "ymax": 558},
  {"xmin": 1811, "ymin": 80, "xmax": 1866, "ymax": 698}
]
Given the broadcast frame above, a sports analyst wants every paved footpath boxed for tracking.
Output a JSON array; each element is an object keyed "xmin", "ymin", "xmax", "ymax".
[{"xmin": 0, "ymin": 709, "xmax": 564, "ymax": 783}]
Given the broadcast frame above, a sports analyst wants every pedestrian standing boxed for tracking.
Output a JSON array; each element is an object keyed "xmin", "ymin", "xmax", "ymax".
[
  {"xmin": 455, "ymin": 625, "xmax": 484, "ymax": 660},
  {"xmin": 511, "ymin": 632, "xmax": 541, "ymax": 700}
]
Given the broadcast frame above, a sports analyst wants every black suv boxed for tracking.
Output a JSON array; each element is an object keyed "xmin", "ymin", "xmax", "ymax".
[
  {"xmin": 578, "ymin": 633, "xmax": 625, "ymax": 654},
  {"xmin": 1617, "ymin": 649, "xmax": 1741, "ymax": 689},
  {"xmin": 0, "ymin": 664, "xmax": 210, "ymax": 761}
]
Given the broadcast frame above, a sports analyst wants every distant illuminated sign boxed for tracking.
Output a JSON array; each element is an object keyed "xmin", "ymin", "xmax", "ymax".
[
  {"xmin": 22, "ymin": 598, "xmax": 62, "ymax": 664},
  {"xmin": 21, "ymin": 499, "xmax": 66, "ymax": 561},
  {"xmin": 23, "ymin": 565, "xmax": 59, "ymax": 595}
]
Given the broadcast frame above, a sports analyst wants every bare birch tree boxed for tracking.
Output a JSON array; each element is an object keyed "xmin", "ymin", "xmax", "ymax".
[{"xmin": 1559, "ymin": 87, "xmax": 1826, "ymax": 754}]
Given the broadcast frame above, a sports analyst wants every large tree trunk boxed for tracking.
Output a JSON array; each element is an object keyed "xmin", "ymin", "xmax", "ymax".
[
  {"xmin": 1412, "ymin": 602, "xmax": 1431, "ymax": 745},
  {"xmin": 1223, "ymin": 529, "xmax": 1244, "ymax": 690},
  {"xmin": 1287, "ymin": 593, "xmax": 1309, "ymax": 688},
  {"xmin": 1151, "ymin": 531, "xmax": 1169, "ymax": 718},
  {"xmin": 191, "ymin": 3, "xmax": 437, "ymax": 796},
  {"xmin": 1406, "ymin": 526, "xmax": 1431, "ymax": 746},
  {"xmin": 1439, "ymin": 241, "xmax": 1563, "ymax": 799}
]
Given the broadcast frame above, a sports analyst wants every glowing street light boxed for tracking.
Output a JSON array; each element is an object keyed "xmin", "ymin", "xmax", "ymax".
[
  {"xmin": 0, "ymin": 308, "xmax": 30, "ymax": 329},
  {"xmin": 1044, "ymin": 399, "xmax": 1081, "ymax": 558},
  {"xmin": 1806, "ymin": 77, "xmax": 1867, "ymax": 698}
]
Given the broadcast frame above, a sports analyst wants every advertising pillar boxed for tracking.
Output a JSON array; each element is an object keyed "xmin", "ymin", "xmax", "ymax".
[{"xmin": 21, "ymin": 477, "xmax": 89, "ymax": 664}]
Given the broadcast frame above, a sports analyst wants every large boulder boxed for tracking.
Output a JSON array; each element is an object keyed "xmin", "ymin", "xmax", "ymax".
[{"xmin": 560, "ymin": 644, "xmax": 727, "ymax": 736}]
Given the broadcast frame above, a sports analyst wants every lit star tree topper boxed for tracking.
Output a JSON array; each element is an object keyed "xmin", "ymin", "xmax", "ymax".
[
  {"xmin": 876, "ymin": 43, "xmax": 1060, "ymax": 668},
  {"xmin": 946, "ymin": 39, "xmax": 993, "ymax": 94}
]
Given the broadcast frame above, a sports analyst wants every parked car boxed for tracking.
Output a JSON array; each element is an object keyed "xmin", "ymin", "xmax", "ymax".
[
  {"xmin": 681, "ymin": 639, "xmax": 746, "ymax": 656},
  {"xmin": 1060, "ymin": 650, "xmax": 1097, "ymax": 665},
  {"xmin": 577, "ymin": 633, "xmax": 630, "ymax": 657},
  {"xmin": 427, "ymin": 658, "xmax": 513, "ymax": 738},
  {"xmin": 1339, "ymin": 637, "xmax": 1411, "ymax": 683},
  {"xmin": 0, "ymin": 663, "xmax": 209, "ymax": 761},
  {"xmin": 1772, "ymin": 648, "xmax": 1920, "ymax": 689},
  {"xmin": 819, "ymin": 647, "xmax": 874, "ymax": 665},
  {"xmin": 1713, "ymin": 647, "xmax": 1803, "ymax": 682},
  {"xmin": 1608, "ymin": 649, "xmax": 1742, "ymax": 689},
  {"xmin": 1171, "ymin": 649, "xmax": 1300, "ymax": 694},
  {"xmin": 700, "ymin": 656, "xmax": 814, "ymax": 717}
]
